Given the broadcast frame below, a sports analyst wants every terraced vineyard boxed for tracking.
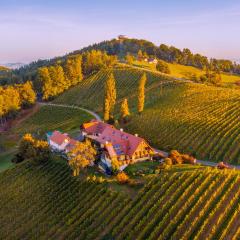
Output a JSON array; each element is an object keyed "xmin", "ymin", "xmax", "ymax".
[
  {"xmin": 53, "ymin": 66, "xmax": 240, "ymax": 164},
  {"xmin": 0, "ymin": 160, "xmax": 239, "ymax": 239}
]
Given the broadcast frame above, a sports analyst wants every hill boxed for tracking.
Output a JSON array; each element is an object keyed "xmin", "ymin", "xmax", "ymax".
[
  {"xmin": 0, "ymin": 159, "xmax": 239, "ymax": 239},
  {"xmin": 53, "ymin": 66, "xmax": 240, "ymax": 164}
]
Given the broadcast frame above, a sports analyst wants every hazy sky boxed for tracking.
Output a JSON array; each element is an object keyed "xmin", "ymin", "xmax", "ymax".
[{"xmin": 1, "ymin": 0, "xmax": 240, "ymax": 63}]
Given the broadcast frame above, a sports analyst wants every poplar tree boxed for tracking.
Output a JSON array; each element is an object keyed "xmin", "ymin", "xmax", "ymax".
[
  {"xmin": 104, "ymin": 73, "xmax": 116, "ymax": 117},
  {"xmin": 104, "ymin": 98, "xmax": 110, "ymax": 122},
  {"xmin": 138, "ymin": 73, "xmax": 147, "ymax": 113},
  {"xmin": 120, "ymin": 98, "xmax": 130, "ymax": 119}
]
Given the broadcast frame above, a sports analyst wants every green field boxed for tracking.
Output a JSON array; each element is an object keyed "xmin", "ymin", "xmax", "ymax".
[
  {"xmin": 0, "ymin": 159, "xmax": 239, "ymax": 239},
  {"xmin": 133, "ymin": 60, "xmax": 240, "ymax": 86},
  {"xmin": 53, "ymin": 66, "xmax": 240, "ymax": 164}
]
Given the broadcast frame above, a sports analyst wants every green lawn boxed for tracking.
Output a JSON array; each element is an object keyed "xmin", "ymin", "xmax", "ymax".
[{"xmin": 0, "ymin": 150, "xmax": 15, "ymax": 172}]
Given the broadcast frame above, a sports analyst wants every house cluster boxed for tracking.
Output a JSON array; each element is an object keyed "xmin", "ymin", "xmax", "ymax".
[
  {"xmin": 138, "ymin": 56, "xmax": 158, "ymax": 64},
  {"xmin": 81, "ymin": 120, "xmax": 154, "ymax": 171},
  {"xmin": 47, "ymin": 120, "xmax": 155, "ymax": 172}
]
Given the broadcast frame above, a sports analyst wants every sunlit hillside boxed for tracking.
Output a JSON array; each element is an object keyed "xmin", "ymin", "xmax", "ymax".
[{"xmin": 53, "ymin": 66, "xmax": 240, "ymax": 164}]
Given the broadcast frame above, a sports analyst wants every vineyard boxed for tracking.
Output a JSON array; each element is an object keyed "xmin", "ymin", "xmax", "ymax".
[
  {"xmin": 13, "ymin": 105, "xmax": 93, "ymax": 137},
  {"xmin": 53, "ymin": 65, "xmax": 175, "ymax": 113},
  {"xmin": 53, "ymin": 66, "xmax": 240, "ymax": 164},
  {"xmin": 0, "ymin": 159, "xmax": 239, "ymax": 239},
  {"xmin": 125, "ymin": 82, "xmax": 240, "ymax": 164}
]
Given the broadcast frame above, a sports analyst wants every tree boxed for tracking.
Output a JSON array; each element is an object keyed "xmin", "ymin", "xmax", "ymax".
[
  {"xmin": 17, "ymin": 81, "xmax": 36, "ymax": 107},
  {"xmin": 111, "ymin": 158, "xmax": 120, "ymax": 174},
  {"xmin": 16, "ymin": 134, "xmax": 51, "ymax": 164},
  {"xmin": 156, "ymin": 60, "xmax": 170, "ymax": 74},
  {"xmin": 137, "ymin": 50, "xmax": 143, "ymax": 60},
  {"xmin": 104, "ymin": 73, "xmax": 117, "ymax": 117},
  {"xmin": 120, "ymin": 98, "xmax": 130, "ymax": 120},
  {"xmin": 138, "ymin": 73, "xmax": 147, "ymax": 113},
  {"xmin": 126, "ymin": 54, "xmax": 134, "ymax": 65},
  {"xmin": 104, "ymin": 98, "xmax": 110, "ymax": 122},
  {"xmin": 116, "ymin": 172, "xmax": 129, "ymax": 184},
  {"xmin": 38, "ymin": 67, "xmax": 52, "ymax": 100},
  {"xmin": 68, "ymin": 140, "xmax": 96, "ymax": 176}
]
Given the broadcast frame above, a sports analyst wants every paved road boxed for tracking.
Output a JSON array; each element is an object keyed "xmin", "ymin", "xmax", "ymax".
[{"xmin": 39, "ymin": 102, "xmax": 102, "ymax": 121}]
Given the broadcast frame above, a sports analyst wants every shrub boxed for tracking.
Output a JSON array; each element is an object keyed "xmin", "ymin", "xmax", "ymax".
[
  {"xmin": 156, "ymin": 60, "xmax": 170, "ymax": 74},
  {"xmin": 116, "ymin": 172, "xmax": 129, "ymax": 184}
]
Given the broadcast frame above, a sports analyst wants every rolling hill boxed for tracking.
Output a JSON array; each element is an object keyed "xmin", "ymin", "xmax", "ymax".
[
  {"xmin": 0, "ymin": 159, "xmax": 239, "ymax": 239},
  {"xmin": 53, "ymin": 65, "xmax": 240, "ymax": 164}
]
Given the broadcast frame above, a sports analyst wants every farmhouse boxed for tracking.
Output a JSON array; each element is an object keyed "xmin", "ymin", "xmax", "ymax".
[
  {"xmin": 148, "ymin": 58, "xmax": 158, "ymax": 64},
  {"xmin": 80, "ymin": 120, "xmax": 154, "ymax": 171},
  {"xmin": 47, "ymin": 130, "xmax": 78, "ymax": 153}
]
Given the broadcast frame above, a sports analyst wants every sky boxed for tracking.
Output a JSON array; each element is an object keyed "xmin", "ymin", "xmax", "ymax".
[{"xmin": 0, "ymin": 0, "xmax": 240, "ymax": 63}]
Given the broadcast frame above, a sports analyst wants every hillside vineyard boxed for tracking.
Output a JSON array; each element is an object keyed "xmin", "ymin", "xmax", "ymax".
[
  {"xmin": 54, "ymin": 66, "xmax": 240, "ymax": 164},
  {"xmin": 0, "ymin": 160, "xmax": 239, "ymax": 239}
]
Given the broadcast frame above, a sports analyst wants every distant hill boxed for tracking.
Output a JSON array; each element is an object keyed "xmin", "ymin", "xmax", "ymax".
[
  {"xmin": 1, "ymin": 62, "xmax": 26, "ymax": 69},
  {"xmin": 0, "ymin": 65, "xmax": 10, "ymax": 72}
]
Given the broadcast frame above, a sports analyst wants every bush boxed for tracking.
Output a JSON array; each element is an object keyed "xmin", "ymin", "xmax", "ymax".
[
  {"xmin": 164, "ymin": 157, "xmax": 173, "ymax": 166},
  {"xmin": 17, "ymin": 134, "xmax": 51, "ymax": 164},
  {"xmin": 116, "ymin": 172, "xmax": 129, "ymax": 184},
  {"xmin": 156, "ymin": 60, "xmax": 170, "ymax": 74}
]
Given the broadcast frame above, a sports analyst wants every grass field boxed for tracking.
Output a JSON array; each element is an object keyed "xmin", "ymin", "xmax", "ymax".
[
  {"xmin": 53, "ymin": 66, "xmax": 240, "ymax": 164},
  {"xmin": 0, "ymin": 159, "xmax": 239, "ymax": 239},
  {"xmin": 133, "ymin": 60, "xmax": 240, "ymax": 86}
]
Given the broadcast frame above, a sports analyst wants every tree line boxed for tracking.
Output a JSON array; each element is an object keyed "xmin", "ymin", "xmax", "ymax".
[
  {"xmin": 78, "ymin": 38, "xmax": 240, "ymax": 74},
  {"xmin": 37, "ymin": 50, "xmax": 117, "ymax": 100},
  {"xmin": 0, "ymin": 81, "xmax": 36, "ymax": 124}
]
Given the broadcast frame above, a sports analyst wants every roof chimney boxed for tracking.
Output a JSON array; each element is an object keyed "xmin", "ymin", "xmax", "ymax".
[{"xmin": 120, "ymin": 128, "xmax": 123, "ymax": 132}]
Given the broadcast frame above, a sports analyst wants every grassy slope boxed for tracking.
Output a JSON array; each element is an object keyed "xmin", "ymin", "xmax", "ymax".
[
  {"xmin": 133, "ymin": 60, "xmax": 240, "ymax": 86},
  {"xmin": 53, "ymin": 66, "xmax": 240, "ymax": 164},
  {"xmin": 0, "ymin": 160, "xmax": 239, "ymax": 239}
]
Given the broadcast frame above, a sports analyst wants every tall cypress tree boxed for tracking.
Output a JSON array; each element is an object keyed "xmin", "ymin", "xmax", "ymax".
[
  {"xmin": 138, "ymin": 73, "xmax": 147, "ymax": 113},
  {"xmin": 120, "ymin": 98, "xmax": 130, "ymax": 119},
  {"xmin": 104, "ymin": 98, "xmax": 110, "ymax": 121},
  {"xmin": 104, "ymin": 73, "xmax": 116, "ymax": 117}
]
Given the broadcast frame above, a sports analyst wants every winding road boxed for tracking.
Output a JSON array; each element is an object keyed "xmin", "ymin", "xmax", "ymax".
[{"xmin": 39, "ymin": 102, "xmax": 102, "ymax": 121}]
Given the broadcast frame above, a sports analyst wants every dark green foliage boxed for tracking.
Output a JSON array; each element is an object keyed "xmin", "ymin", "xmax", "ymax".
[{"xmin": 156, "ymin": 60, "xmax": 171, "ymax": 74}]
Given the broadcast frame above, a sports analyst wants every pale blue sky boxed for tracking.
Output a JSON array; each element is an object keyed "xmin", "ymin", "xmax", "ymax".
[{"xmin": 0, "ymin": 0, "xmax": 240, "ymax": 63}]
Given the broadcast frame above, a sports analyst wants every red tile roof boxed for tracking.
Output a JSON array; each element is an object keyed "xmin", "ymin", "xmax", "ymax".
[
  {"xmin": 82, "ymin": 120, "xmax": 151, "ymax": 157},
  {"xmin": 49, "ymin": 131, "xmax": 70, "ymax": 146}
]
